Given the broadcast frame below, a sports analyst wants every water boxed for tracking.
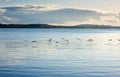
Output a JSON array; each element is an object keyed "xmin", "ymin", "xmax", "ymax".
[{"xmin": 0, "ymin": 28, "xmax": 120, "ymax": 77}]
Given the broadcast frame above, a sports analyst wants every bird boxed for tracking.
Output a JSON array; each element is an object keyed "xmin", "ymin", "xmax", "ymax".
[
  {"xmin": 76, "ymin": 38, "xmax": 81, "ymax": 41},
  {"xmin": 65, "ymin": 40, "xmax": 69, "ymax": 45},
  {"xmin": 117, "ymin": 39, "xmax": 120, "ymax": 41},
  {"xmin": 87, "ymin": 39, "xmax": 93, "ymax": 42},
  {"xmin": 32, "ymin": 41, "xmax": 37, "ymax": 42},
  {"xmin": 61, "ymin": 38, "xmax": 69, "ymax": 45},
  {"xmin": 48, "ymin": 38, "xmax": 52, "ymax": 45},
  {"xmin": 55, "ymin": 41, "xmax": 59, "ymax": 44},
  {"xmin": 108, "ymin": 39, "xmax": 112, "ymax": 41}
]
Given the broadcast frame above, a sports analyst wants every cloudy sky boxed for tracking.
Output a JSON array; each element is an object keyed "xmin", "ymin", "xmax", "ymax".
[{"xmin": 0, "ymin": 0, "xmax": 120, "ymax": 26}]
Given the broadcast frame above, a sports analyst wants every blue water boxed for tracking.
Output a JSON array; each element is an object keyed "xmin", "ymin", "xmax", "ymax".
[{"xmin": 0, "ymin": 29, "xmax": 120, "ymax": 77}]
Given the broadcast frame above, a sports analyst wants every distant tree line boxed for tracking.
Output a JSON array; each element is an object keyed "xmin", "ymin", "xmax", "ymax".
[
  {"xmin": 0, "ymin": 23, "xmax": 120, "ymax": 28},
  {"xmin": 0, "ymin": 23, "xmax": 73, "ymax": 28}
]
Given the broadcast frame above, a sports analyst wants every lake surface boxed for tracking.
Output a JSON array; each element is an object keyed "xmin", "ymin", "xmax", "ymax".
[{"xmin": 0, "ymin": 28, "xmax": 120, "ymax": 77}]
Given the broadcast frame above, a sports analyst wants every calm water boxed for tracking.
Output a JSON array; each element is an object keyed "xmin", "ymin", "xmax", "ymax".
[{"xmin": 0, "ymin": 29, "xmax": 120, "ymax": 77}]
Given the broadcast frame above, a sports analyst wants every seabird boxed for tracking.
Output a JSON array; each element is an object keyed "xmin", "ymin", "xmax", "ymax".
[{"xmin": 87, "ymin": 39, "xmax": 93, "ymax": 42}]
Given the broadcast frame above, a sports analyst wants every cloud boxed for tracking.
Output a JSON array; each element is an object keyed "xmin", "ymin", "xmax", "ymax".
[
  {"xmin": 0, "ymin": 9, "xmax": 6, "ymax": 14},
  {"xmin": 2, "ymin": 4, "xmax": 59, "ymax": 12},
  {"xmin": 41, "ymin": 8, "xmax": 120, "ymax": 26},
  {"xmin": 1, "ymin": 4, "xmax": 120, "ymax": 26},
  {"xmin": 50, "ymin": 12, "xmax": 120, "ymax": 26},
  {"xmin": 0, "ymin": 8, "xmax": 16, "ymax": 23},
  {"xmin": 0, "ymin": 15, "xmax": 18, "ymax": 23}
]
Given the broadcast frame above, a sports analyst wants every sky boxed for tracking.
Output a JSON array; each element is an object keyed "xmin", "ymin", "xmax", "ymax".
[{"xmin": 0, "ymin": 0, "xmax": 120, "ymax": 26}]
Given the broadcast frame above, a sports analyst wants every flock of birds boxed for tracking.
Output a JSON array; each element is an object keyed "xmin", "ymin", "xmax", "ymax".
[
  {"xmin": 32, "ymin": 38, "xmax": 120, "ymax": 43},
  {"xmin": 1, "ymin": 38, "xmax": 120, "ymax": 49},
  {"xmin": 23, "ymin": 38, "xmax": 120, "ymax": 48}
]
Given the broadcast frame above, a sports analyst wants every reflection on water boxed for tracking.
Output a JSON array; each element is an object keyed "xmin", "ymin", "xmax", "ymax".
[{"xmin": 0, "ymin": 29, "xmax": 120, "ymax": 77}]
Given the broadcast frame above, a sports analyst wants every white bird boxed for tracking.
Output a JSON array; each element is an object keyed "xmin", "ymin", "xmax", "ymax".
[{"xmin": 61, "ymin": 38, "xmax": 69, "ymax": 45}]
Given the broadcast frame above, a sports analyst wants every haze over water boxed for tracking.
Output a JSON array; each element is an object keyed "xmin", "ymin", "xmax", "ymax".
[{"xmin": 0, "ymin": 29, "xmax": 120, "ymax": 77}]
